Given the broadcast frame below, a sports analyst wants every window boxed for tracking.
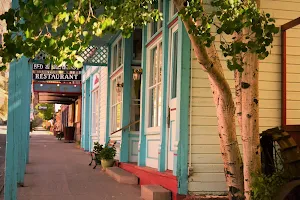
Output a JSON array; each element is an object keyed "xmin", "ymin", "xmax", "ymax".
[
  {"xmin": 111, "ymin": 74, "xmax": 123, "ymax": 132},
  {"xmin": 169, "ymin": 0, "xmax": 178, "ymax": 18},
  {"xmin": 92, "ymin": 89, "xmax": 99, "ymax": 135},
  {"xmin": 130, "ymin": 67, "xmax": 141, "ymax": 131},
  {"xmin": 133, "ymin": 29, "xmax": 143, "ymax": 62},
  {"xmin": 149, "ymin": 0, "xmax": 163, "ymax": 38},
  {"xmin": 169, "ymin": 25, "xmax": 179, "ymax": 98},
  {"xmin": 111, "ymin": 37, "xmax": 124, "ymax": 72},
  {"xmin": 148, "ymin": 41, "xmax": 163, "ymax": 128},
  {"xmin": 75, "ymin": 100, "xmax": 80, "ymax": 123}
]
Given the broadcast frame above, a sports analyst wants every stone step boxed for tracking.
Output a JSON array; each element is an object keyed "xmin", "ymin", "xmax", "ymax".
[
  {"xmin": 106, "ymin": 167, "xmax": 138, "ymax": 185},
  {"xmin": 141, "ymin": 185, "xmax": 171, "ymax": 200}
]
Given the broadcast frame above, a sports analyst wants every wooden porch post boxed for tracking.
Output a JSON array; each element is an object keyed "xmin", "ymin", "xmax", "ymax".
[{"xmin": 120, "ymin": 37, "xmax": 133, "ymax": 162}]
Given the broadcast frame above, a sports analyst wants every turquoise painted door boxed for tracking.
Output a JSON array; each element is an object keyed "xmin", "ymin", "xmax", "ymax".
[{"xmin": 84, "ymin": 79, "xmax": 91, "ymax": 151}]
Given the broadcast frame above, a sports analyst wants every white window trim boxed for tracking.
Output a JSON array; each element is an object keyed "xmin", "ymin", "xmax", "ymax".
[
  {"xmin": 145, "ymin": 37, "xmax": 163, "ymax": 133},
  {"xmin": 110, "ymin": 71, "xmax": 123, "ymax": 134},
  {"xmin": 148, "ymin": 0, "xmax": 163, "ymax": 39},
  {"xmin": 111, "ymin": 36, "xmax": 124, "ymax": 74}
]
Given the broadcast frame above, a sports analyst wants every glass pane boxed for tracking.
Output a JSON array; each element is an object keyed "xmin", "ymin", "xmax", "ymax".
[
  {"xmin": 171, "ymin": 31, "xmax": 178, "ymax": 98},
  {"xmin": 149, "ymin": 46, "xmax": 158, "ymax": 86},
  {"xmin": 157, "ymin": 84, "xmax": 162, "ymax": 127},
  {"xmin": 158, "ymin": 42, "xmax": 163, "ymax": 83},
  {"xmin": 111, "ymin": 79, "xmax": 116, "ymax": 104},
  {"xmin": 133, "ymin": 30, "xmax": 142, "ymax": 60},
  {"xmin": 158, "ymin": 0, "xmax": 163, "ymax": 29},
  {"xmin": 118, "ymin": 39, "xmax": 123, "ymax": 67},
  {"xmin": 131, "ymin": 78, "xmax": 141, "ymax": 131},
  {"xmin": 150, "ymin": 1, "xmax": 159, "ymax": 37},
  {"xmin": 173, "ymin": 4, "xmax": 177, "ymax": 15},
  {"xmin": 113, "ymin": 45, "xmax": 118, "ymax": 71},
  {"xmin": 116, "ymin": 103, "xmax": 122, "ymax": 130},
  {"xmin": 149, "ymin": 87, "xmax": 157, "ymax": 127}
]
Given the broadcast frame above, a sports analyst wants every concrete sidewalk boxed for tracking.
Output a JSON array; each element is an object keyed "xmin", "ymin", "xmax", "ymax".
[{"xmin": 17, "ymin": 131, "xmax": 141, "ymax": 200}]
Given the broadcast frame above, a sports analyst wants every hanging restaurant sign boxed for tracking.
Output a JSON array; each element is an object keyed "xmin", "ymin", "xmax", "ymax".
[
  {"xmin": 33, "ymin": 73, "xmax": 81, "ymax": 81},
  {"xmin": 32, "ymin": 63, "xmax": 81, "ymax": 71}
]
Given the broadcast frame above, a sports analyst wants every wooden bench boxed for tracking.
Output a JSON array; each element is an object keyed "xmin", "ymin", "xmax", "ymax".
[{"xmin": 89, "ymin": 140, "xmax": 119, "ymax": 169}]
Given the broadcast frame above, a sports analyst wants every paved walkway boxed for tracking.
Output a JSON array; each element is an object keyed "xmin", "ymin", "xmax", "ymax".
[{"xmin": 17, "ymin": 131, "xmax": 141, "ymax": 200}]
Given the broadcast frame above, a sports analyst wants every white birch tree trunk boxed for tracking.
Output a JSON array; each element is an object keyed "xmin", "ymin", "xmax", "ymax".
[
  {"xmin": 173, "ymin": 1, "xmax": 245, "ymax": 197},
  {"xmin": 241, "ymin": 53, "xmax": 261, "ymax": 200}
]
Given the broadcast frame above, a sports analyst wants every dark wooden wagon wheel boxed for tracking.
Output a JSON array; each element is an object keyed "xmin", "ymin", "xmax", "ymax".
[{"xmin": 275, "ymin": 180, "xmax": 300, "ymax": 200}]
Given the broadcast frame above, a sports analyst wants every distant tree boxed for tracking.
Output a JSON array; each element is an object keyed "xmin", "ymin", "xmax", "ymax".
[
  {"xmin": 35, "ymin": 103, "xmax": 54, "ymax": 120},
  {"xmin": 0, "ymin": 96, "xmax": 8, "ymax": 117}
]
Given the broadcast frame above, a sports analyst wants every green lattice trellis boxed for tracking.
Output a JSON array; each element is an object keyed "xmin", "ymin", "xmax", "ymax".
[
  {"xmin": 34, "ymin": 44, "xmax": 108, "ymax": 66},
  {"xmin": 80, "ymin": 45, "xmax": 108, "ymax": 66}
]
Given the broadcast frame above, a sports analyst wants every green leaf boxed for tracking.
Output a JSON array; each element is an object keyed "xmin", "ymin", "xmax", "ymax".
[
  {"xmin": 44, "ymin": 14, "xmax": 54, "ymax": 23},
  {"xmin": 75, "ymin": 55, "xmax": 84, "ymax": 63},
  {"xmin": 79, "ymin": 16, "xmax": 85, "ymax": 24},
  {"xmin": 33, "ymin": 0, "xmax": 40, "ymax": 6},
  {"xmin": 49, "ymin": 39, "xmax": 56, "ymax": 47},
  {"xmin": 25, "ymin": 29, "xmax": 31, "ymax": 38},
  {"xmin": 82, "ymin": 31, "xmax": 88, "ymax": 37},
  {"xmin": 74, "ymin": 60, "xmax": 83, "ymax": 68}
]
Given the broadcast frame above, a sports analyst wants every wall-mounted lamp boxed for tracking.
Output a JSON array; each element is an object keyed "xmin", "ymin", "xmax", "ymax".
[
  {"xmin": 116, "ymin": 83, "xmax": 124, "ymax": 93},
  {"xmin": 57, "ymin": 84, "xmax": 60, "ymax": 87},
  {"xmin": 133, "ymin": 68, "xmax": 143, "ymax": 81},
  {"xmin": 40, "ymin": 84, "xmax": 43, "ymax": 87}
]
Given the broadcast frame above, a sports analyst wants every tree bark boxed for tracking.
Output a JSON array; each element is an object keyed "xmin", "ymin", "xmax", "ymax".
[
  {"xmin": 241, "ymin": 52, "xmax": 261, "ymax": 200},
  {"xmin": 241, "ymin": 1, "xmax": 261, "ymax": 199},
  {"xmin": 174, "ymin": 1, "xmax": 244, "ymax": 199}
]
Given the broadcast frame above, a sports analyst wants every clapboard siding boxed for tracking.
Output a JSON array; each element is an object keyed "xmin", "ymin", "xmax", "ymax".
[
  {"xmin": 99, "ymin": 67, "xmax": 108, "ymax": 145},
  {"xmin": 188, "ymin": 0, "xmax": 295, "ymax": 195}
]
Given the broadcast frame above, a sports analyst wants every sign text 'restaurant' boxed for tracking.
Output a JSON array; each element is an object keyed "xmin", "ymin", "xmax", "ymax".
[{"xmin": 33, "ymin": 73, "xmax": 81, "ymax": 81}]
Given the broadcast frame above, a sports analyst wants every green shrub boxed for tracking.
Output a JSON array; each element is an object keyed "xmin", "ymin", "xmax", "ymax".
[
  {"xmin": 251, "ymin": 171, "xmax": 288, "ymax": 200},
  {"xmin": 98, "ymin": 144, "xmax": 116, "ymax": 160}
]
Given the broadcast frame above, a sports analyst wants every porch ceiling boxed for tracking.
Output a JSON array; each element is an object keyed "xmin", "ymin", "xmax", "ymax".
[{"xmin": 37, "ymin": 92, "xmax": 79, "ymax": 104}]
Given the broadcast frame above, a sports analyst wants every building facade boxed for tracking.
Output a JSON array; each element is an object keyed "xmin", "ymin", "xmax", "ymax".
[{"xmin": 81, "ymin": 0, "xmax": 300, "ymax": 198}]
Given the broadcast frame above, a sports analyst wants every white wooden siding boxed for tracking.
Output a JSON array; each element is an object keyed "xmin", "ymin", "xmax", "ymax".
[
  {"xmin": 99, "ymin": 67, "xmax": 108, "ymax": 145},
  {"xmin": 188, "ymin": 0, "xmax": 297, "ymax": 195}
]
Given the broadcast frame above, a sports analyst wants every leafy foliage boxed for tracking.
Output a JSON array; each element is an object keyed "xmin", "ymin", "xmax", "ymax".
[
  {"xmin": 36, "ymin": 103, "xmax": 54, "ymax": 120},
  {"xmin": 179, "ymin": 0, "xmax": 279, "ymax": 72},
  {"xmin": 92, "ymin": 142, "xmax": 103, "ymax": 154},
  {"xmin": 98, "ymin": 144, "xmax": 116, "ymax": 160},
  {"xmin": 0, "ymin": 0, "xmax": 278, "ymax": 72},
  {"xmin": 251, "ymin": 171, "xmax": 288, "ymax": 200},
  {"xmin": 0, "ymin": 96, "xmax": 8, "ymax": 118},
  {"xmin": 0, "ymin": 0, "xmax": 162, "ymax": 68}
]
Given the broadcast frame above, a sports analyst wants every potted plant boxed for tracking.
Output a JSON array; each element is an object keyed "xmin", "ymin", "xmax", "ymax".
[{"xmin": 98, "ymin": 144, "xmax": 116, "ymax": 169}]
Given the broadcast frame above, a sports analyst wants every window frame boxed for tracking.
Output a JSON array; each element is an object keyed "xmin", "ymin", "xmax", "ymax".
[
  {"xmin": 169, "ymin": 0, "xmax": 178, "ymax": 19},
  {"xmin": 148, "ymin": 0, "xmax": 163, "ymax": 39},
  {"xmin": 146, "ymin": 37, "xmax": 163, "ymax": 133},
  {"xmin": 168, "ymin": 23, "xmax": 179, "ymax": 100},
  {"xmin": 111, "ymin": 36, "xmax": 124, "ymax": 74},
  {"xmin": 110, "ymin": 72, "xmax": 123, "ymax": 134},
  {"xmin": 91, "ymin": 87, "xmax": 100, "ymax": 136}
]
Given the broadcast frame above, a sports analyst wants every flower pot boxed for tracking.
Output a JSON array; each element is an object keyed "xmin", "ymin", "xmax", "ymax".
[{"xmin": 101, "ymin": 159, "xmax": 114, "ymax": 169}]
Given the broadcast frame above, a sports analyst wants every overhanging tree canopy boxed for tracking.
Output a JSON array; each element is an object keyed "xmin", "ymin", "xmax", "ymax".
[{"xmin": 0, "ymin": 0, "xmax": 279, "ymax": 199}]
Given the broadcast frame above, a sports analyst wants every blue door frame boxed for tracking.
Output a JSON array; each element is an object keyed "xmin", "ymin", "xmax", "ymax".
[{"xmin": 84, "ymin": 78, "xmax": 91, "ymax": 151}]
